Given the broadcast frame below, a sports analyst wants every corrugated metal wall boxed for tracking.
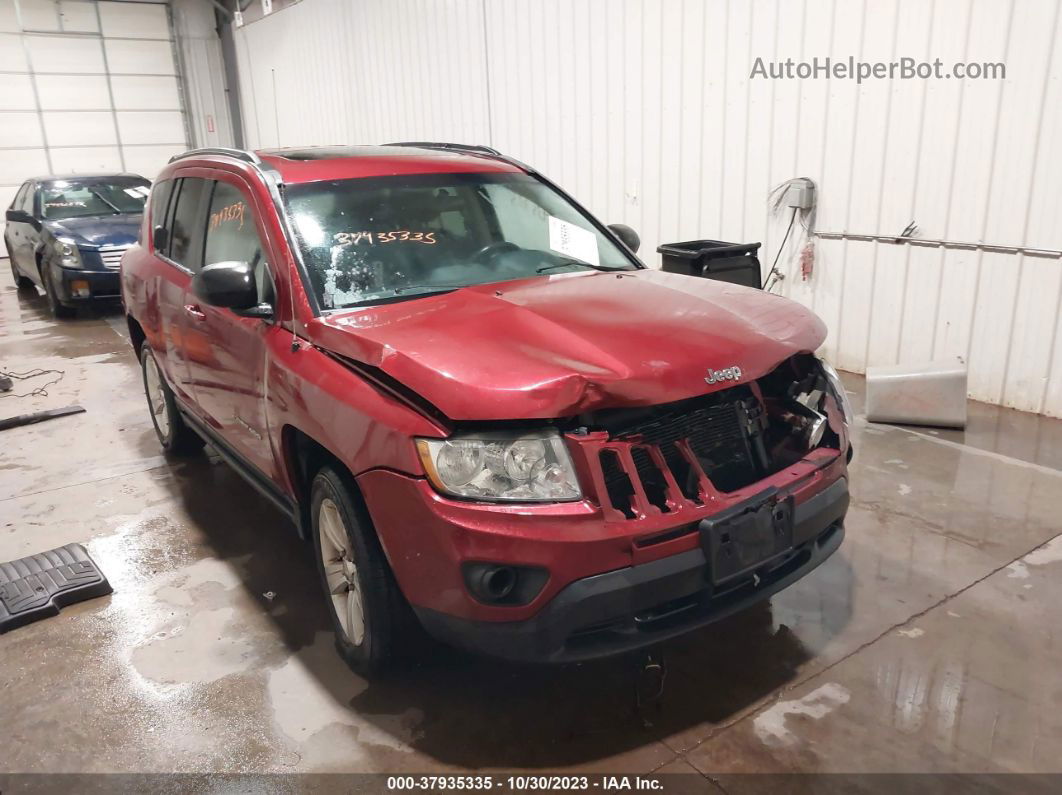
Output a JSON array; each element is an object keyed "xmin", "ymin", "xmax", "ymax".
[
  {"xmin": 233, "ymin": 0, "xmax": 1062, "ymax": 417},
  {"xmin": 171, "ymin": 0, "xmax": 234, "ymax": 151}
]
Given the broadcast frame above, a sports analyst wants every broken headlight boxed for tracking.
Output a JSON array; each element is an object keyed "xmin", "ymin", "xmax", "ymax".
[
  {"xmin": 820, "ymin": 359, "xmax": 853, "ymax": 424},
  {"xmin": 416, "ymin": 430, "xmax": 582, "ymax": 502}
]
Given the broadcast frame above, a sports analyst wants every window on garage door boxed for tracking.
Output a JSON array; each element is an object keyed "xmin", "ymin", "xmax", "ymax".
[
  {"xmin": 165, "ymin": 177, "xmax": 210, "ymax": 269},
  {"xmin": 203, "ymin": 181, "xmax": 274, "ymax": 304}
]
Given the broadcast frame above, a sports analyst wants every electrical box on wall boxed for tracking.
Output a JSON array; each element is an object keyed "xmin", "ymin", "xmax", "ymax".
[{"xmin": 785, "ymin": 178, "xmax": 816, "ymax": 210}]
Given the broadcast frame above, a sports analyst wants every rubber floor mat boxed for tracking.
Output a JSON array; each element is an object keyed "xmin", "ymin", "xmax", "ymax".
[{"xmin": 0, "ymin": 543, "xmax": 111, "ymax": 633}]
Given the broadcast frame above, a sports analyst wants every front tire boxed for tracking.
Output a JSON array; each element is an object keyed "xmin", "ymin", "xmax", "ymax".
[
  {"xmin": 311, "ymin": 466, "xmax": 410, "ymax": 675},
  {"xmin": 140, "ymin": 347, "xmax": 204, "ymax": 456},
  {"xmin": 42, "ymin": 263, "xmax": 75, "ymax": 318}
]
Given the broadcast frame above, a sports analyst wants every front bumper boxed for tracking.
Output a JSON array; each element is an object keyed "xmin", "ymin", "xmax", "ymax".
[
  {"xmin": 412, "ymin": 478, "xmax": 847, "ymax": 663},
  {"xmin": 55, "ymin": 268, "xmax": 121, "ymax": 302}
]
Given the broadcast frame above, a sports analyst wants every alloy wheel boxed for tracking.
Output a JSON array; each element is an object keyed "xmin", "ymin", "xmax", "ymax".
[
  {"xmin": 142, "ymin": 353, "xmax": 171, "ymax": 439},
  {"xmin": 318, "ymin": 497, "xmax": 365, "ymax": 645}
]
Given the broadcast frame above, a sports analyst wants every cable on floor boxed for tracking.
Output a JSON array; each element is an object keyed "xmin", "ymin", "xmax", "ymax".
[{"xmin": 0, "ymin": 367, "xmax": 65, "ymax": 398}]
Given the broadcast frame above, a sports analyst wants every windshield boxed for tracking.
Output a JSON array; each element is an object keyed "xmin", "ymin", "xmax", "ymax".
[
  {"xmin": 284, "ymin": 172, "xmax": 638, "ymax": 309},
  {"xmin": 40, "ymin": 179, "xmax": 150, "ymax": 220}
]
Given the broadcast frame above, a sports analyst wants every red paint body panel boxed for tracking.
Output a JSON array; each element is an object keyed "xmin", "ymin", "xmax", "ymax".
[
  {"xmin": 122, "ymin": 145, "xmax": 849, "ymax": 651},
  {"xmin": 308, "ymin": 269, "xmax": 826, "ymax": 421},
  {"xmin": 357, "ymin": 449, "xmax": 846, "ymax": 622}
]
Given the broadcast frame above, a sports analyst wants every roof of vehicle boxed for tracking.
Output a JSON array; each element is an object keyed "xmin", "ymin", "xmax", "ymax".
[
  {"xmin": 174, "ymin": 144, "xmax": 524, "ymax": 185},
  {"xmin": 28, "ymin": 173, "xmax": 148, "ymax": 184}
]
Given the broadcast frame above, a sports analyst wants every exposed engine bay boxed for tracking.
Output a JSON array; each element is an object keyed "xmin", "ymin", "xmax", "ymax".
[{"xmin": 570, "ymin": 355, "xmax": 844, "ymax": 519}]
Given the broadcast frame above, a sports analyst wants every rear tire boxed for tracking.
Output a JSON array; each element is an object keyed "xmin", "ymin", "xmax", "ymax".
[
  {"xmin": 42, "ymin": 263, "xmax": 75, "ymax": 318},
  {"xmin": 7, "ymin": 248, "xmax": 34, "ymax": 290},
  {"xmin": 311, "ymin": 465, "xmax": 412, "ymax": 675},
  {"xmin": 140, "ymin": 346, "xmax": 204, "ymax": 456}
]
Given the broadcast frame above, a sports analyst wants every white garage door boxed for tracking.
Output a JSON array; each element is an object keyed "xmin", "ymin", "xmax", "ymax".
[{"xmin": 0, "ymin": 0, "xmax": 189, "ymax": 256}]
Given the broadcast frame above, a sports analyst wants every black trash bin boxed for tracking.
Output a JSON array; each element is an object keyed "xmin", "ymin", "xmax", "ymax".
[{"xmin": 656, "ymin": 239, "xmax": 762, "ymax": 288}]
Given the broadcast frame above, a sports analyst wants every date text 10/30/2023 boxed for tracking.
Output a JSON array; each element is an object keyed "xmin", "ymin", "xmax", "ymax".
[{"xmin": 386, "ymin": 775, "xmax": 665, "ymax": 791}]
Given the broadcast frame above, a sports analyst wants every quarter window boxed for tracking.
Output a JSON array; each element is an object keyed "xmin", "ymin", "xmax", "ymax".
[{"xmin": 203, "ymin": 181, "xmax": 273, "ymax": 304}]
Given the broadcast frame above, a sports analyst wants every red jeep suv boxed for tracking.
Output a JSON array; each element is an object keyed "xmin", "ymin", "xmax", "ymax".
[{"xmin": 122, "ymin": 143, "xmax": 851, "ymax": 672}]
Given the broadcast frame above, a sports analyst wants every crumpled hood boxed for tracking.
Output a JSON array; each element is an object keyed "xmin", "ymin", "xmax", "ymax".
[
  {"xmin": 45, "ymin": 215, "xmax": 141, "ymax": 248},
  {"xmin": 307, "ymin": 269, "xmax": 827, "ymax": 420}
]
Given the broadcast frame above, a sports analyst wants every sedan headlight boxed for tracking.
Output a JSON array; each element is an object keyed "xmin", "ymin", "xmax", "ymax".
[
  {"xmin": 416, "ymin": 430, "xmax": 582, "ymax": 502},
  {"xmin": 54, "ymin": 239, "xmax": 82, "ymax": 268},
  {"xmin": 820, "ymin": 359, "xmax": 853, "ymax": 424}
]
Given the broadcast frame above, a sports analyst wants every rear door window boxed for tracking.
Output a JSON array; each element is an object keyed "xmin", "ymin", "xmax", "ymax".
[
  {"xmin": 203, "ymin": 180, "xmax": 274, "ymax": 304},
  {"xmin": 167, "ymin": 177, "xmax": 211, "ymax": 269}
]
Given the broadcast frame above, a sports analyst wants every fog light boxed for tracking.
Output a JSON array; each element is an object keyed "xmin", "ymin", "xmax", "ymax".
[
  {"xmin": 475, "ymin": 566, "xmax": 516, "ymax": 601},
  {"xmin": 71, "ymin": 280, "xmax": 90, "ymax": 298},
  {"xmin": 462, "ymin": 562, "xmax": 549, "ymax": 606}
]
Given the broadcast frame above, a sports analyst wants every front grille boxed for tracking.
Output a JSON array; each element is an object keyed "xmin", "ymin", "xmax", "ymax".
[
  {"xmin": 591, "ymin": 389, "xmax": 765, "ymax": 519},
  {"xmin": 97, "ymin": 245, "xmax": 128, "ymax": 270}
]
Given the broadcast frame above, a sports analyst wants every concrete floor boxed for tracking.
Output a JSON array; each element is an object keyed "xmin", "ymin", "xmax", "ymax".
[{"xmin": 2, "ymin": 261, "xmax": 1062, "ymax": 780}]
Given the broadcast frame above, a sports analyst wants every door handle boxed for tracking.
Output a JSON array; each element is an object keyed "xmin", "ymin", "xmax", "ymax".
[{"xmin": 184, "ymin": 304, "xmax": 206, "ymax": 320}]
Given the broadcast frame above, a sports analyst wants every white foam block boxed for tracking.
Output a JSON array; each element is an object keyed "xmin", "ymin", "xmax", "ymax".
[{"xmin": 865, "ymin": 359, "xmax": 968, "ymax": 428}]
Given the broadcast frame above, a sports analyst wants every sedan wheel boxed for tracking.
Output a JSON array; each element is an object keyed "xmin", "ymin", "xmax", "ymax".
[
  {"xmin": 9, "ymin": 251, "xmax": 34, "ymax": 290},
  {"xmin": 43, "ymin": 265, "xmax": 74, "ymax": 318}
]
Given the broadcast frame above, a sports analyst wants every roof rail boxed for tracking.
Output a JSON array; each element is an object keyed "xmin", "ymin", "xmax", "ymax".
[
  {"xmin": 168, "ymin": 147, "xmax": 262, "ymax": 165},
  {"xmin": 384, "ymin": 141, "xmax": 502, "ymax": 157}
]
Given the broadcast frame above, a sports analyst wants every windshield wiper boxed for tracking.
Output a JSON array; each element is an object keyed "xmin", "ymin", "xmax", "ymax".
[
  {"xmin": 332, "ymin": 283, "xmax": 469, "ymax": 309},
  {"xmin": 536, "ymin": 259, "xmax": 591, "ymax": 273},
  {"xmin": 537, "ymin": 259, "xmax": 631, "ymax": 273},
  {"xmin": 87, "ymin": 188, "xmax": 122, "ymax": 214},
  {"xmin": 391, "ymin": 282, "xmax": 474, "ymax": 295}
]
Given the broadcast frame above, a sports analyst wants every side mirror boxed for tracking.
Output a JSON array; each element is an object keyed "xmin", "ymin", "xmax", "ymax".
[
  {"xmin": 608, "ymin": 223, "xmax": 640, "ymax": 254},
  {"xmin": 152, "ymin": 225, "xmax": 168, "ymax": 252},
  {"xmin": 6, "ymin": 209, "xmax": 32, "ymax": 224},
  {"xmin": 192, "ymin": 261, "xmax": 271, "ymax": 317}
]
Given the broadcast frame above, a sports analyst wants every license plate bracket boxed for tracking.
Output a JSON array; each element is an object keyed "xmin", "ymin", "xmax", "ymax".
[{"xmin": 700, "ymin": 489, "xmax": 794, "ymax": 585}]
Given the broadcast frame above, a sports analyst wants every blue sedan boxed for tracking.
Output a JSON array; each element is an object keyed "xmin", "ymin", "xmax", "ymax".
[{"xmin": 5, "ymin": 173, "xmax": 150, "ymax": 317}]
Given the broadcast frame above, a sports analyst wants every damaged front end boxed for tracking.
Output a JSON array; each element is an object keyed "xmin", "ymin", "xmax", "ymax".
[
  {"xmin": 562, "ymin": 354, "xmax": 850, "ymax": 522},
  {"xmin": 394, "ymin": 353, "xmax": 851, "ymax": 662}
]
